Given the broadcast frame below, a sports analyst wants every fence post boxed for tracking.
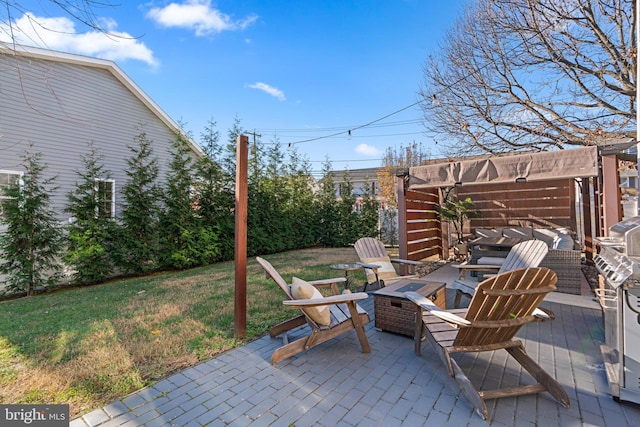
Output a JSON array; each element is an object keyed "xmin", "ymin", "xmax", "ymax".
[{"xmin": 396, "ymin": 174, "xmax": 408, "ymax": 275}]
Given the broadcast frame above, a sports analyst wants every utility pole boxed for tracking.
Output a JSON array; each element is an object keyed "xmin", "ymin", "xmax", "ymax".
[
  {"xmin": 246, "ymin": 130, "xmax": 261, "ymax": 153},
  {"xmin": 246, "ymin": 130, "xmax": 261, "ymax": 180}
]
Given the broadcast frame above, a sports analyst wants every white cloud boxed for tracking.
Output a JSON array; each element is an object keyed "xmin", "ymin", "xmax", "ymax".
[
  {"xmin": 355, "ymin": 144, "xmax": 382, "ymax": 157},
  {"xmin": 146, "ymin": 0, "xmax": 258, "ymax": 37},
  {"xmin": 0, "ymin": 13, "xmax": 158, "ymax": 67},
  {"xmin": 247, "ymin": 82, "xmax": 286, "ymax": 101}
]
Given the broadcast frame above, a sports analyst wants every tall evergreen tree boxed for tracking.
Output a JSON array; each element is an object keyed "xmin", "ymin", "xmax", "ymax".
[
  {"xmin": 285, "ymin": 146, "xmax": 317, "ymax": 247},
  {"xmin": 221, "ymin": 115, "xmax": 244, "ymax": 178},
  {"xmin": 195, "ymin": 119, "xmax": 229, "ymax": 263},
  {"xmin": 64, "ymin": 144, "xmax": 115, "ymax": 284},
  {"xmin": 0, "ymin": 150, "xmax": 65, "ymax": 295},
  {"xmin": 160, "ymin": 133, "xmax": 219, "ymax": 269},
  {"xmin": 357, "ymin": 177, "xmax": 380, "ymax": 239},
  {"xmin": 317, "ymin": 158, "xmax": 339, "ymax": 246},
  {"xmin": 115, "ymin": 130, "xmax": 161, "ymax": 274},
  {"xmin": 336, "ymin": 170, "xmax": 358, "ymax": 246}
]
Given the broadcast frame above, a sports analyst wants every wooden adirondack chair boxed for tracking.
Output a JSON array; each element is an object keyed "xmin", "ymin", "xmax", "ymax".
[
  {"xmin": 354, "ymin": 237, "xmax": 425, "ymax": 291},
  {"xmin": 256, "ymin": 257, "xmax": 371, "ymax": 365},
  {"xmin": 451, "ymin": 239, "xmax": 549, "ymax": 308},
  {"xmin": 405, "ymin": 267, "xmax": 570, "ymax": 420}
]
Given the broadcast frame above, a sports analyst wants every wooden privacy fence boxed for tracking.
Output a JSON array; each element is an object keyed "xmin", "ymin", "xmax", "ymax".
[
  {"xmin": 397, "ymin": 177, "xmax": 586, "ymax": 264},
  {"xmin": 458, "ymin": 178, "xmax": 577, "ymax": 231},
  {"xmin": 396, "ymin": 177, "xmax": 441, "ymax": 264}
]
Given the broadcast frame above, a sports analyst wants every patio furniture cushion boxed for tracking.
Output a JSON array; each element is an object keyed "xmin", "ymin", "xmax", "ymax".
[
  {"xmin": 502, "ymin": 227, "xmax": 534, "ymax": 239},
  {"xmin": 553, "ymin": 233, "xmax": 576, "ymax": 250},
  {"xmin": 532, "ymin": 228, "xmax": 559, "ymax": 246},
  {"xmin": 291, "ymin": 277, "xmax": 330, "ymax": 326},
  {"xmin": 475, "ymin": 228, "xmax": 502, "ymax": 238},
  {"xmin": 361, "ymin": 256, "xmax": 398, "ymax": 283}
]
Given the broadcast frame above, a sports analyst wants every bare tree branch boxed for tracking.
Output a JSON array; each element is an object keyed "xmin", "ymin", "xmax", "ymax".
[
  {"xmin": 1, "ymin": 1, "xmax": 128, "ymax": 46},
  {"xmin": 421, "ymin": 0, "xmax": 636, "ymax": 156}
]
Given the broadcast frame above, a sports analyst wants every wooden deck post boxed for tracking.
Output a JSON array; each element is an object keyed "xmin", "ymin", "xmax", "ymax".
[
  {"xmin": 582, "ymin": 177, "xmax": 594, "ymax": 264},
  {"xmin": 396, "ymin": 174, "xmax": 408, "ymax": 275},
  {"xmin": 601, "ymin": 155, "xmax": 622, "ymax": 233},
  {"xmin": 234, "ymin": 135, "xmax": 249, "ymax": 339}
]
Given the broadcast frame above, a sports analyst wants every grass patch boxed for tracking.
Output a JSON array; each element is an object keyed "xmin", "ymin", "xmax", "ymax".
[{"xmin": 0, "ymin": 247, "xmax": 363, "ymax": 417}]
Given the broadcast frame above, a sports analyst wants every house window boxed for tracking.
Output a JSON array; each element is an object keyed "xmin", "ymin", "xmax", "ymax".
[
  {"xmin": 95, "ymin": 179, "xmax": 115, "ymax": 218},
  {"xmin": 0, "ymin": 170, "xmax": 22, "ymax": 221}
]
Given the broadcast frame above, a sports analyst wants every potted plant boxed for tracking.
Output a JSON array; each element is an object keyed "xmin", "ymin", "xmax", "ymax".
[{"xmin": 438, "ymin": 196, "xmax": 481, "ymax": 245}]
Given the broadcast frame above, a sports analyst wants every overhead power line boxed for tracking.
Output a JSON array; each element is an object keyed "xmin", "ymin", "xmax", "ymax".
[
  {"xmin": 278, "ymin": 101, "xmax": 422, "ymax": 146},
  {"xmin": 257, "ymin": 119, "xmax": 423, "ymax": 134}
]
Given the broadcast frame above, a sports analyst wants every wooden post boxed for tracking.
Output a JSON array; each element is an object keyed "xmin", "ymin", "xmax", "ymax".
[
  {"xmin": 439, "ymin": 188, "xmax": 450, "ymax": 261},
  {"xmin": 234, "ymin": 135, "xmax": 249, "ymax": 339},
  {"xmin": 396, "ymin": 175, "xmax": 408, "ymax": 275},
  {"xmin": 601, "ymin": 155, "xmax": 622, "ymax": 232},
  {"xmin": 582, "ymin": 177, "xmax": 594, "ymax": 264}
]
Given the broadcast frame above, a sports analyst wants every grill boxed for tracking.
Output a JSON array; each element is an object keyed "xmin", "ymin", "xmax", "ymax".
[{"xmin": 594, "ymin": 216, "xmax": 640, "ymax": 405}]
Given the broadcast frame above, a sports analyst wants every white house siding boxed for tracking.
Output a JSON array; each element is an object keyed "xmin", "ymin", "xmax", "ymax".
[{"xmin": 0, "ymin": 46, "xmax": 202, "ymax": 222}]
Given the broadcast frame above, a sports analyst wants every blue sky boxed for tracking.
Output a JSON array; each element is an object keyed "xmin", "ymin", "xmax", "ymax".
[{"xmin": 2, "ymin": 1, "xmax": 465, "ymax": 172}]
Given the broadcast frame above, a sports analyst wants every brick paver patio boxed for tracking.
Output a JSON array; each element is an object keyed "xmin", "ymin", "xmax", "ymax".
[{"xmin": 71, "ymin": 266, "xmax": 640, "ymax": 426}]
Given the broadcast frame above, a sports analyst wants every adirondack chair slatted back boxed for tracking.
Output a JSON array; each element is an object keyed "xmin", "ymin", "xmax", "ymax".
[
  {"xmin": 256, "ymin": 257, "xmax": 294, "ymax": 300},
  {"xmin": 455, "ymin": 267, "xmax": 557, "ymax": 347},
  {"xmin": 354, "ymin": 237, "xmax": 389, "ymax": 260},
  {"xmin": 497, "ymin": 239, "xmax": 548, "ymax": 274}
]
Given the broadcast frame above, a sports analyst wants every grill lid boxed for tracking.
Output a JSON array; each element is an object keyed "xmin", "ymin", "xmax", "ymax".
[
  {"xmin": 606, "ymin": 216, "xmax": 640, "ymax": 256},
  {"xmin": 594, "ymin": 247, "xmax": 635, "ymax": 288}
]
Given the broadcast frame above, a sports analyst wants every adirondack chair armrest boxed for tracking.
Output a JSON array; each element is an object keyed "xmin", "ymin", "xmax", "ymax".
[
  {"xmin": 285, "ymin": 277, "xmax": 346, "ymax": 296},
  {"xmin": 451, "ymin": 263, "xmax": 501, "ymax": 271},
  {"xmin": 390, "ymin": 258, "xmax": 423, "ymax": 274},
  {"xmin": 283, "ymin": 292, "xmax": 369, "ymax": 308},
  {"xmin": 451, "ymin": 263, "xmax": 501, "ymax": 280},
  {"xmin": 307, "ymin": 277, "xmax": 347, "ymax": 286},
  {"xmin": 356, "ymin": 262, "xmax": 382, "ymax": 270},
  {"xmin": 404, "ymin": 291, "xmax": 471, "ymax": 327},
  {"xmin": 389, "ymin": 258, "xmax": 423, "ymax": 266}
]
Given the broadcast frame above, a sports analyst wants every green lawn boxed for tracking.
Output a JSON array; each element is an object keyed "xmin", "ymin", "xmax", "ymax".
[{"xmin": 0, "ymin": 247, "xmax": 365, "ymax": 418}]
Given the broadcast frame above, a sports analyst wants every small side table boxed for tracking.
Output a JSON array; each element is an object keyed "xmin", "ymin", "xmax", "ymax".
[{"xmin": 329, "ymin": 263, "xmax": 363, "ymax": 291}]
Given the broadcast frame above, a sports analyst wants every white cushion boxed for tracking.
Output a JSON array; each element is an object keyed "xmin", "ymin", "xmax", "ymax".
[
  {"xmin": 532, "ymin": 228, "xmax": 559, "ymax": 246},
  {"xmin": 502, "ymin": 227, "xmax": 534, "ymax": 239},
  {"xmin": 554, "ymin": 233, "xmax": 575, "ymax": 250},
  {"xmin": 291, "ymin": 277, "xmax": 330, "ymax": 326},
  {"xmin": 475, "ymin": 228, "xmax": 502, "ymax": 238}
]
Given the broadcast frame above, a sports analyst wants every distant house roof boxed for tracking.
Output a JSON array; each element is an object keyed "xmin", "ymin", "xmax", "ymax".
[
  {"xmin": 330, "ymin": 167, "xmax": 381, "ymax": 183},
  {"xmin": 0, "ymin": 44, "xmax": 204, "ymax": 157}
]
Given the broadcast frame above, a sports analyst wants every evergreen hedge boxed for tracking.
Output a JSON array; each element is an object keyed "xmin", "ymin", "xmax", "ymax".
[{"xmin": 0, "ymin": 124, "xmax": 381, "ymax": 293}]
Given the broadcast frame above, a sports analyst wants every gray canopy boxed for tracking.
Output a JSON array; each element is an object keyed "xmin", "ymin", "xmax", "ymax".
[{"xmin": 408, "ymin": 146, "xmax": 599, "ymax": 189}]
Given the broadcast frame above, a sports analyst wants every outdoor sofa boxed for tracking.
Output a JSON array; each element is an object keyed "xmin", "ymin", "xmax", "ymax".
[{"xmin": 470, "ymin": 227, "xmax": 583, "ymax": 294}]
